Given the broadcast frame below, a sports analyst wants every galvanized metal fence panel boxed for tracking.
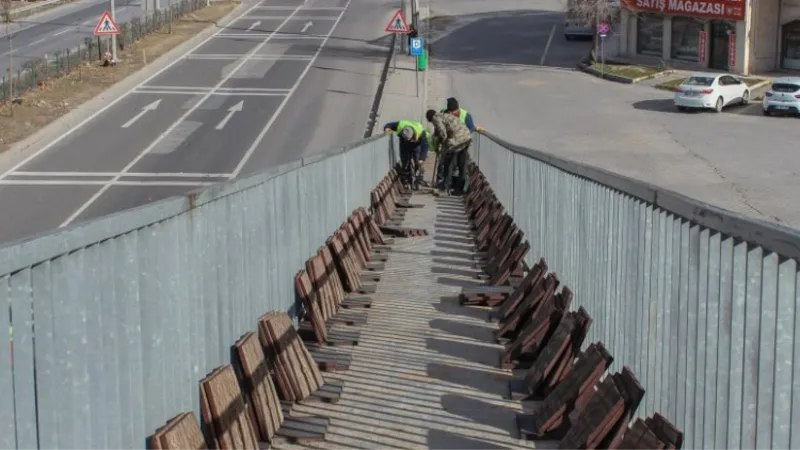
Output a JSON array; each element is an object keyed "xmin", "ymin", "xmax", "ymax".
[
  {"xmin": 474, "ymin": 132, "xmax": 800, "ymax": 450},
  {"xmin": 0, "ymin": 135, "xmax": 391, "ymax": 449}
]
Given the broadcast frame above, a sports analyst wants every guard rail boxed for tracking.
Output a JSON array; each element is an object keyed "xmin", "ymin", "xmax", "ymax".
[{"xmin": 0, "ymin": 130, "xmax": 797, "ymax": 449}]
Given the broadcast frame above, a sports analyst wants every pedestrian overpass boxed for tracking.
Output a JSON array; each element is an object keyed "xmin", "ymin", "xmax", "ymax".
[{"xmin": 1, "ymin": 131, "xmax": 796, "ymax": 449}]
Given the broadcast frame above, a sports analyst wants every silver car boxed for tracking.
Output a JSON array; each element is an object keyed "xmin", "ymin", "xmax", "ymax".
[{"xmin": 762, "ymin": 77, "xmax": 800, "ymax": 116}]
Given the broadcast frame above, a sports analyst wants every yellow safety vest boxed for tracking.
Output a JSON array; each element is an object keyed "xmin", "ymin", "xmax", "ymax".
[{"xmin": 396, "ymin": 120, "xmax": 425, "ymax": 141}]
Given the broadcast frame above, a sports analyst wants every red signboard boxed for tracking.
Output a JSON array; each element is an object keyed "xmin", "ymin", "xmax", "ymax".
[
  {"xmin": 728, "ymin": 33, "xmax": 736, "ymax": 67},
  {"xmin": 698, "ymin": 30, "xmax": 707, "ymax": 62},
  {"xmin": 622, "ymin": 0, "xmax": 745, "ymax": 21}
]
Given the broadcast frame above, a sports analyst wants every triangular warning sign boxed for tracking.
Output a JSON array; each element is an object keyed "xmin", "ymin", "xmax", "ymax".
[
  {"xmin": 384, "ymin": 9, "xmax": 410, "ymax": 33},
  {"xmin": 94, "ymin": 10, "xmax": 120, "ymax": 35}
]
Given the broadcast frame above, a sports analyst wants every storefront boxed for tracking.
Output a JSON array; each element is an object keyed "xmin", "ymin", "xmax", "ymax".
[
  {"xmin": 618, "ymin": 0, "xmax": 749, "ymax": 73},
  {"xmin": 619, "ymin": 0, "xmax": 800, "ymax": 73}
]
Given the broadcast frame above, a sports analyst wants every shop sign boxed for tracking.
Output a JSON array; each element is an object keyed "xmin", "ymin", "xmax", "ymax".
[
  {"xmin": 698, "ymin": 30, "xmax": 707, "ymax": 62},
  {"xmin": 728, "ymin": 33, "xmax": 736, "ymax": 67},
  {"xmin": 622, "ymin": 0, "xmax": 745, "ymax": 21}
]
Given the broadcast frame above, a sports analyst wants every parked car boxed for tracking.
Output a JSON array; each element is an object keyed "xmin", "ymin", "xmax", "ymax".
[
  {"xmin": 564, "ymin": 21, "xmax": 594, "ymax": 40},
  {"xmin": 762, "ymin": 77, "xmax": 800, "ymax": 116},
  {"xmin": 673, "ymin": 73, "xmax": 750, "ymax": 113}
]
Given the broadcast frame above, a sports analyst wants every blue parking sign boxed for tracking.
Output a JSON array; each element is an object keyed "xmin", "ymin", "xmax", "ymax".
[{"xmin": 410, "ymin": 37, "xmax": 424, "ymax": 56}]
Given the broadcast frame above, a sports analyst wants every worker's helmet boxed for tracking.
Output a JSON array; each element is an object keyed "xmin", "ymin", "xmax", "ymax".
[{"xmin": 401, "ymin": 126, "xmax": 416, "ymax": 141}]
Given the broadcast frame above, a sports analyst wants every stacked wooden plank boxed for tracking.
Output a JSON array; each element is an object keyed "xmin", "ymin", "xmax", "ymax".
[
  {"xmin": 370, "ymin": 169, "xmax": 429, "ymax": 236},
  {"xmin": 459, "ymin": 161, "xmax": 685, "ymax": 450},
  {"xmin": 258, "ymin": 312, "xmax": 344, "ymax": 405},
  {"xmin": 147, "ymin": 412, "xmax": 207, "ymax": 450}
]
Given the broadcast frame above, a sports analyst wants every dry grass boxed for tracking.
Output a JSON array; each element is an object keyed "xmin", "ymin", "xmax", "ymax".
[
  {"xmin": 0, "ymin": 0, "xmax": 237, "ymax": 153},
  {"xmin": 590, "ymin": 62, "xmax": 665, "ymax": 80}
]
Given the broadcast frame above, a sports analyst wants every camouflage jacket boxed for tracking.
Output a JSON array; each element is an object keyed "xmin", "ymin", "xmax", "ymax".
[{"xmin": 430, "ymin": 111, "xmax": 472, "ymax": 153}]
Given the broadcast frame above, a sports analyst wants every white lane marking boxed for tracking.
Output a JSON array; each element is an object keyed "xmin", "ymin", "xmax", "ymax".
[
  {"xmin": 121, "ymin": 99, "xmax": 162, "ymax": 128},
  {"xmin": 246, "ymin": 20, "xmax": 261, "ymax": 31},
  {"xmin": 255, "ymin": 5, "xmax": 345, "ymax": 9},
  {"xmin": 52, "ymin": 28, "xmax": 72, "ymax": 36},
  {"xmin": 214, "ymin": 100, "xmax": 243, "ymax": 130},
  {"xmin": 215, "ymin": 32, "xmax": 327, "ymax": 38},
  {"xmin": 0, "ymin": 0, "xmax": 269, "ymax": 181},
  {"xmin": 60, "ymin": 3, "xmax": 307, "ymax": 227},
  {"xmin": 133, "ymin": 89, "xmax": 289, "ymax": 96},
  {"xmin": 0, "ymin": 180, "xmax": 215, "ymax": 186},
  {"xmin": 230, "ymin": 0, "xmax": 349, "ymax": 178},
  {"xmin": 27, "ymin": 38, "xmax": 47, "ymax": 47},
  {"xmin": 540, "ymin": 23, "xmax": 555, "ymax": 66},
  {"xmin": 185, "ymin": 53, "xmax": 314, "ymax": 60},
  {"xmin": 11, "ymin": 171, "xmax": 231, "ymax": 177},
  {"xmin": 138, "ymin": 85, "xmax": 291, "ymax": 92},
  {"xmin": 301, "ymin": 21, "xmax": 312, "ymax": 32},
  {"xmin": 258, "ymin": 6, "xmax": 345, "ymax": 11},
  {"xmin": 242, "ymin": 15, "xmax": 337, "ymax": 19}
]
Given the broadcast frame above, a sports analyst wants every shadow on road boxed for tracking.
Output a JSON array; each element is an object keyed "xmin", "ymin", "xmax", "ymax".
[
  {"xmin": 633, "ymin": 98, "xmax": 764, "ymax": 116},
  {"xmin": 428, "ymin": 10, "xmax": 591, "ymax": 70}
]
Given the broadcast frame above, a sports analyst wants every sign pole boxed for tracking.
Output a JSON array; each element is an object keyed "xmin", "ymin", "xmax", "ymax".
[
  {"xmin": 415, "ymin": 57, "xmax": 419, "ymax": 97},
  {"xmin": 601, "ymin": 35, "xmax": 605, "ymax": 75},
  {"xmin": 110, "ymin": 0, "xmax": 117, "ymax": 63},
  {"xmin": 385, "ymin": 8, "xmax": 410, "ymax": 72}
]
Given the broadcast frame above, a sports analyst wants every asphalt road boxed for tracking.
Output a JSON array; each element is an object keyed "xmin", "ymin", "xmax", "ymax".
[
  {"xmin": 427, "ymin": 0, "xmax": 800, "ymax": 228},
  {"xmin": 0, "ymin": 0, "xmax": 143, "ymax": 77},
  {"xmin": 0, "ymin": 0, "xmax": 392, "ymax": 243}
]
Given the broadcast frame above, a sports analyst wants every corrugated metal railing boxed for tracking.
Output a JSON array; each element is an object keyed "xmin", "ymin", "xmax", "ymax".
[
  {"xmin": 0, "ymin": 134, "xmax": 393, "ymax": 450},
  {"xmin": 472, "ymin": 131, "xmax": 800, "ymax": 450},
  {"xmin": 3, "ymin": 128, "xmax": 798, "ymax": 450}
]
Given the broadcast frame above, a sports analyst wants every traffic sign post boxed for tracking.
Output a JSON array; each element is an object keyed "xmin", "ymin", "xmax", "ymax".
[
  {"xmin": 385, "ymin": 8, "xmax": 411, "ymax": 74},
  {"xmin": 94, "ymin": 10, "xmax": 121, "ymax": 64},
  {"xmin": 598, "ymin": 21, "xmax": 610, "ymax": 78},
  {"xmin": 385, "ymin": 8, "xmax": 410, "ymax": 33},
  {"xmin": 409, "ymin": 37, "xmax": 423, "ymax": 98},
  {"xmin": 410, "ymin": 37, "xmax": 423, "ymax": 56}
]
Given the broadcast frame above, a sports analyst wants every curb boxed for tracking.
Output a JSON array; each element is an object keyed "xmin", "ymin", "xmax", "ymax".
[
  {"xmin": 577, "ymin": 61, "xmax": 674, "ymax": 84},
  {"xmin": 0, "ymin": 0, "xmax": 244, "ymax": 171}
]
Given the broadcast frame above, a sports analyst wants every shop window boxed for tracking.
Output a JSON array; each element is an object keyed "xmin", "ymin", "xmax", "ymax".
[
  {"xmin": 782, "ymin": 20, "xmax": 800, "ymax": 70},
  {"xmin": 637, "ymin": 14, "xmax": 663, "ymax": 56},
  {"xmin": 671, "ymin": 17, "xmax": 702, "ymax": 61}
]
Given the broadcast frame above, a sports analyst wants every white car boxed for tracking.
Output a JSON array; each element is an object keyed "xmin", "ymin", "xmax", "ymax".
[
  {"xmin": 673, "ymin": 73, "xmax": 750, "ymax": 113},
  {"xmin": 762, "ymin": 77, "xmax": 800, "ymax": 116}
]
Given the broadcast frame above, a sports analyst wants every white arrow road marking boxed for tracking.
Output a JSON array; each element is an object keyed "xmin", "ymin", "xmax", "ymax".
[
  {"xmin": 301, "ymin": 21, "xmax": 313, "ymax": 32},
  {"xmin": 246, "ymin": 20, "xmax": 261, "ymax": 31},
  {"xmin": 121, "ymin": 99, "xmax": 161, "ymax": 128},
  {"xmin": 215, "ymin": 100, "xmax": 244, "ymax": 130}
]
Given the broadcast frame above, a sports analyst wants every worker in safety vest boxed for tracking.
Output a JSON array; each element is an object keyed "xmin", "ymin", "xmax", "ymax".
[
  {"xmin": 426, "ymin": 108, "xmax": 472, "ymax": 196},
  {"xmin": 383, "ymin": 120, "xmax": 429, "ymax": 189},
  {"xmin": 433, "ymin": 97, "xmax": 481, "ymax": 188}
]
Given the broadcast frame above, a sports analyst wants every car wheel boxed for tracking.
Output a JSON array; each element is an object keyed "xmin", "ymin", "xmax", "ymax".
[
  {"xmin": 763, "ymin": 109, "xmax": 770, "ymax": 116},
  {"xmin": 714, "ymin": 97, "xmax": 724, "ymax": 113},
  {"xmin": 565, "ymin": 34, "xmax": 573, "ymax": 41},
  {"xmin": 741, "ymin": 90, "xmax": 750, "ymax": 105},
  {"xmin": 676, "ymin": 106, "xmax": 688, "ymax": 112}
]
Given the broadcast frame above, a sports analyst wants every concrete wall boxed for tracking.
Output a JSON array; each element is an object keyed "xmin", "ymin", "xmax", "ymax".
[{"xmin": 749, "ymin": 0, "xmax": 780, "ymax": 73}]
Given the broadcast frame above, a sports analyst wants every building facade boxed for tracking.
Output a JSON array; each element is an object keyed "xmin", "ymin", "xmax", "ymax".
[{"xmin": 617, "ymin": 0, "xmax": 800, "ymax": 74}]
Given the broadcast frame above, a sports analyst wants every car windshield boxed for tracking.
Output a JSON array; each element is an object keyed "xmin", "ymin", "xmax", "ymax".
[
  {"xmin": 771, "ymin": 83, "xmax": 800, "ymax": 93},
  {"xmin": 683, "ymin": 77, "xmax": 715, "ymax": 86}
]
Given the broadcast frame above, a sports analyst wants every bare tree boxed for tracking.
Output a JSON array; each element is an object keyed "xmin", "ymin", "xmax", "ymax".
[
  {"xmin": 1, "ymin": 0, "xmax": 13, "ymax": 114},
  {"xmin": 564, "ymin": 0, "xmax": 624, "ymax": 62}
]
